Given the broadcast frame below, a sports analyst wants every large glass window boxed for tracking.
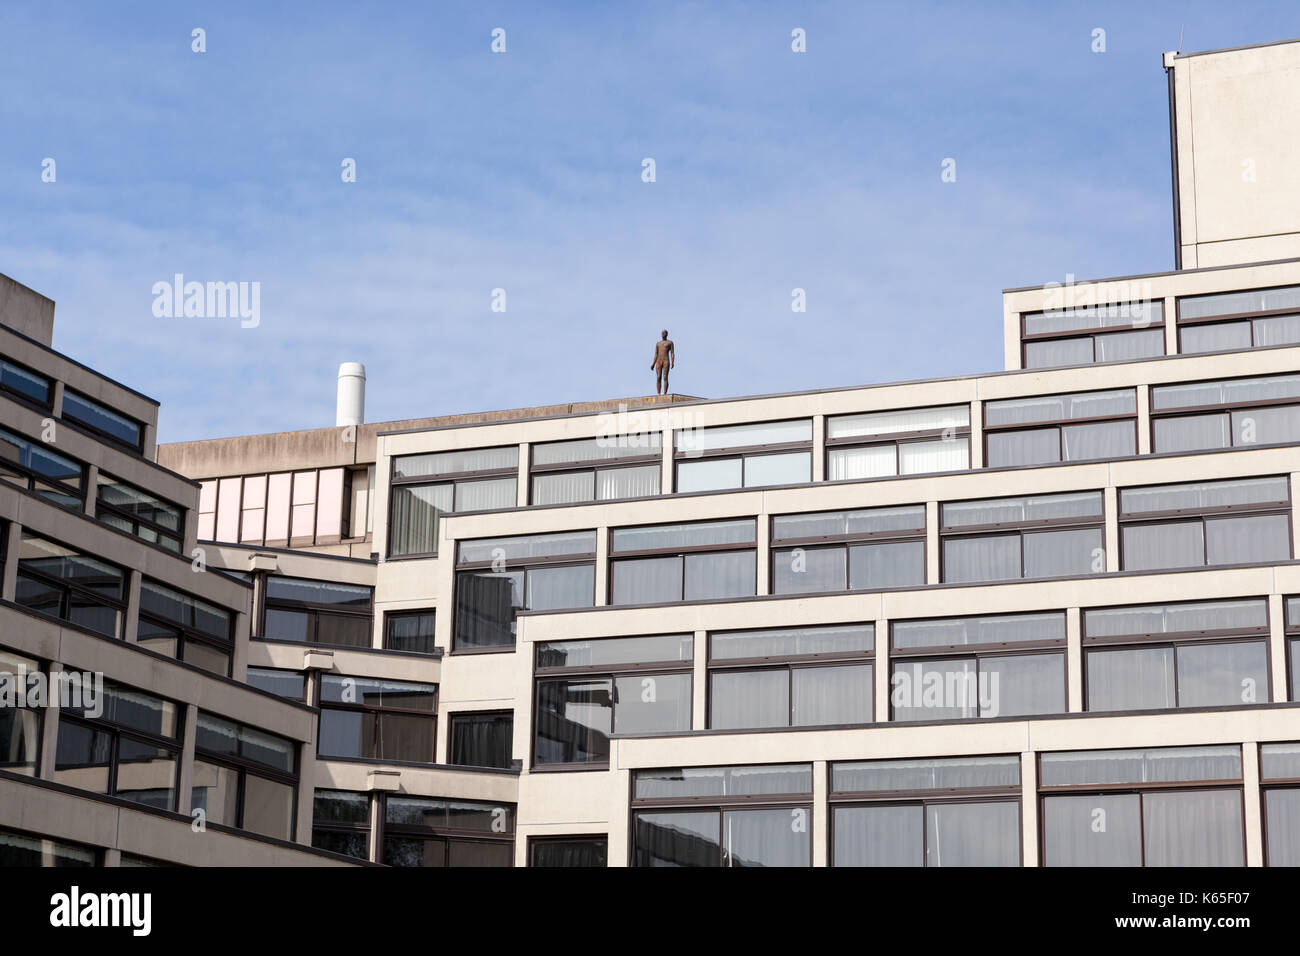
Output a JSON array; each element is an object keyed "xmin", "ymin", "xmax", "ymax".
[
  {"xmin": 675, "ymin": 420, "xmax": 811, "ymax": 493},
  {"xmin": 530, "ymin": 836, "xmax": 608, "ymax": 867},
  {"xmin": 1288, "ymin": 597, "xmax": 1300, "ymax": 702},
  {"xmin": 890, "ymin": 612, "xmax": 1065, "ymax": 721},
  {"xmin": 534, "ymin": 634, "xmax": 692, "ymax": 766},
  {"xmin": 312, "ymin": 789, "xmax": 371, "ymax": 861},
  {"xmin": 389, "ymin": 446, "xmax": 518, "ymax": 556},
  {"xmin": 940, "ymin": 491, "xmax": 1104, "ymax": 584},
  {"xmin": 454, "ymin": 531, "xmax": 596, "ymax": 650},
  {"xmin": 61, "ymin": 390, "xmax": 142, "ymax": 451},
  {"xmin": 1151, "ymin": 373, "xmax": 1300, "ymax": 454},
  {"xmin": 0, "ymin": 827, "xmax": 95, "ymax": 867},
  {"xmin": 53, "ymin": 681, "xmax": 180, "ymax": 810},
  {"xmin": 1021, "ymin": 301, "xmax": 1165, "ymax": 368},
  {"xmin": 709, "ymin": 625, "xmax": 873, "ymax": 729},
  {"xmin": 1040, "ymin": 745, "xmax": 1244, "ymax": 866},
  {"xmin": 0, "ymin": 358, "xmax": 52, "ymax": 408},
  {"xmin": 262, "ymin": 576, "xmax": 373, "ymax": 649},
  {"xmin": 0, "ymin": 648, "xmax": 43, "ymax": 776},
  {"xmin": 318, "ymin": 675, "xmax": 438, "ymax": 763},
  {"xmin": 1118, "ymin": 477, "xmax": 1291, "ymax": 571},
  {"xmin": 245, "ymin": 667, "xmax": 306, "ymax": 701},
  {"xmin": 137, "ymin": 579, "xmax": 234, "ymax": 677},
  {"xmin": 1261, "ymin": 743, "xmax": 1300, "ymax": 867},
  {"xmin": 382, "ymin": 796, "xmax": 514, "ymax": 867},
  {"xmin": 192, "ymin": 713, "xmax": 298, "ymax": 841},
  {"xmin": 15, "ymin": 532, "xmax": 126, "ymax": 639},
  {"xmin": 531, "ymin": 434, "xmax": 661, "ymax": 505},
  {"xmin": 1083, "ymin": 599, "xmax": 1270, "ymax": 712},
  {"xmin": 449, "ymin": 711, "xmax": 514, "ymax": 769},
  {"xmin": 384, "ymin": 609, "xmax": 437, "ymax": 655},
  {"xmin": 610, "ymin": 519, "xmax": 756, "ymax": 604},
  {"xmin": 770, "ymin": 506, "xmax": 925, "ymax": 594},
  {"xmin": 96, "ymin": 474, "xmax": 182, "ymax": 553},
  {"xmin": 0, "ymin": 425, "xmax": 83, "ymax": 511},
  {"xmin": 1177, "ymin": 284, "xmax": 1300, "ymax": 354},
  {"xmin": 984, "ymin": 389, "xmax": 1136, "ymax": 467},
  {"xmin": 631, "ymin": 764, "xmax": 812, "ymax": 867},
  {"xmin": 826, "ymin": 405, "xmax": 969, "ymax": 480},
  {"xmin": 832, "ymin": 755, "xmax": 1021, "ymax": 866}
]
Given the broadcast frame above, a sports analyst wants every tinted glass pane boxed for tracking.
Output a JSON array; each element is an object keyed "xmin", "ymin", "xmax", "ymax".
[
  {"xmin": 533, "ymin": 435, "xmax": 660, "ymax": 465},
  {"xmin": 849, "ymin": 540, "xmax": 926, "ymax": 588},
  {"xmin": 1023, "ymin": 527, "xmax": 1103, "ymax": 577},
  {"xmin": 942, "ymin": 535, "xmax": 1019, "ymax": 583},
  {"xmin": 389, "ymin": 484, "xmax": 449, "ymax": 555},
  {"xmin": 384, "ymin": 611, "xmax": 437, "ymax": 654},
  {"xmin": 613, "ymin": 673, "xmax": 692, "ymax": 735},
  {"xmin": 742, "ymin": 452, "xmax": 809, "ymax": 487},
  {"xmin": 265, "ymin": 577, "xmax": 372, "ymax": 607},
  {"xmin": 0, "ymin": 360, "xmax": 52, "ymax": 404},
  {"xmin": 537, "ymin": 634, "xmax": 693, "ymax": 668},
  {"xmin": 710, "ymin": 669, "xmax": 788, "ymax": 729},
  {"xmin": 1205, "ymin": 513, "xmax": 1291, "ymax": 565},
  {"xmin": 531, "ymin": 839, "xmax": 608, "ymax": 867},
  {"xmin": 893, "ymin": 612, "xmax": 1063, "ymax": 649},
  {"xmin": 1143, "ymin": 790, "xmax": 1243, "ymax": 866},
  {"xmin": 1265, "ymin": 789, "xmax": 1300, "ymax": 866},
  {"xmin": 394, "ymin": 446, "xmax": 518, "ymax": 478},
  {"xmin": 534, "ymin": 679, "xmax": 611, "ymax": 764},
  {"xmin": 926, "ymin": 801, "xmax": 1019, "ymax": 867},
  {"xmin": 791, "ymin": 664, "xmax": 872, "ymax": 725},
  {"xmin": 450, "ymin": 713, "xmax": 514, "ymax": 769},
  {"xmin": 833, "ymin": 755, "xmax": 1020, "ymax": 792},
  {"xmin": 986, "ymin": 428, "xmax": 1060, "ymax": 467},
  {"xmin": 1181, "ymin": 321, "xmax": 1252, "ymax": 353},
  {"xmin": 611, "ymin": 519, "xmax": 755, "ymax": 552},
  {"xmin": 313, "ymin": 830, "xmax": 369, "ymax": 860},
  {"xmin": 458, "ymin": 531, "xmax": 595, "ymax": 565},
  {"xmin": 1043, "ymin": 794, "xmax": 1141, "ymax": 866},
  {"xmin": 1087, "ymin": 646, "xmax": 1176, "ymax": 712},
  {"xmin": 1084, "ymin": 599, "xmax": 1267, "ymax": 638},
  {"xmin": 62, "ymin": 391, "xmax": 140, "ymax": 447},
  {"xmin": 891, "ymin": 659, "xmax": 978, "ymax": 721},
  {"xmin": 980, "ymin": 653, "xmax": 1065, "ymax": 717},
  {"xmin": 610, "ymin": 556, "xmax": 681, "ymax": 604},
  {"xmin": 1024, "ymin": 337, "xmax": 1092, "ymax": 368},
  {"xmin": 711, "ymin": 624, "xmax": 873, "ymax": 660},
  {"xmin": 1176, "ymin": 641, "xmax": 1269, "ymax": 707},
  {"xmin": 772, "ymin": 546, "xmax": 845, "ymax": 593},
  {"xmin": 455, "ymin": 570, "xmax": 523, "ymax": 648},
  {"xmin": 526, "ymin": 564, "xmax": 594, "ymax": 610},
  {"xmin": 833, "ymin": 805, "xmax": 921, "ymax": 866},
  {"xmin": 684, "ymin": 551, "xmax": 755, "ymax": 601},
  {"xmin": 724, "ymin": 807, "xmax": 810, "ymax": 867},
  {"xmin": 772, "ymin": 505, "xmax": 924, "ymax": 541},
  {"xmin": 1040, "ymin": 746, "xmax": 1241, "ymax": 786},
  {"xmin": 243, "ymin": 774, "xmax": 295, "ymax": 840},
  {"xmin": 1121, "ymin": 521, "xmax": 1204, "ymax": 572},
  {"xmin": 675, "ymin": 457, "xmax": 742, "ymax": 493},
  {"xmin": 634, "ymin": 812, "xmax": 720, "ymax": 867}
]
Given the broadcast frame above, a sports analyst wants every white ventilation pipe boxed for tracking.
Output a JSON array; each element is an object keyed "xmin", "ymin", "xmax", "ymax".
[{"xmin": 336, "ymin": 362, "xmax": 366, "ymax": 427}]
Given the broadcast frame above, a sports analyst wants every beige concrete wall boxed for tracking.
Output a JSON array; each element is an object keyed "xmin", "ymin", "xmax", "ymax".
[{"xmin": 0, "ymin": 272, "xmax": 55, "ymax": 347}]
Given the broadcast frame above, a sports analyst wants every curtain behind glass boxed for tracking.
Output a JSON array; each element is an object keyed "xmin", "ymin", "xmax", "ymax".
[
  {"xmin": 1175, "ymin": 641, "xmax": 1269, "ymax": 707},
  {"xmin": 1153, "ymin": 414, "xmax": 1231, "ymax": 453},
  {"xmin": 684, "ymin": 551, "xmax": 755, "ymax": 601},
  {"xmin": 1265, "ymin": 790, "xmax": 1300, "ymax": 866},
  {"xmin": 980, "ymin": 653, "xmax": 1064, "ymax": 717},
  {"xmin": 724, "ymin": 808, "xmax": 809, "ymax": 867},
  {"xmin": 1062, "ymin": 421, "xmax": 1134, "ymax": 460},
  {"xmin": 710, "ymin": 670, "xmax": 788, "ymax": 729},
  {"xmin": 1024, "ymin": 337, "xmax": 1093, "ymax": 368},
  {"xmin": 1096, "ymin": 328, "xmax": 1164, "ymax": 362},
  {"xmin": 389, "ymin": 485, "xmax": 450, "ymax": 556},
  {"xmin": 772, "ymin": 546, "xmax": 845, "ymax": 593},
  {"xmin": 943, "ymin": 535, "xmax": 1019, "ymax": 583},
  {"xmin": 827, "ymin": 445, "xmax": 895, "ymax": 480},
  {"xmin": 610, "ymin": 556, "xmax": 682, "ymax": 604},
  {"xmin": 598, "ymin": 465, "xmax": 660, "ymax": 499},
  {"xmin": 1042, "ymin": 794, "xmax": 1141, "ymax": 866},
  {"xmin": 899, "ymin": 437, "xmax": 968, "ymax": 474},
  {"xmin": 832, "ymin": 805, "xmax": 922, "ymax": 866},
  {"xmin": 1143, "ymin": 790, "xmax": 1243, "ymax": 866},
  {"xmin": 633, "ymin": 812, "xmax": 720, "ymax": 867},
  {"xmin": 1121, "ymin": 522, "xmax": 1204, "ymax": 572},
  {"xmin": 926, "ymin": 802, "xmax": 1019, "ymax": 866},
  {"xmin": 454, "ymin": 571, "xmax": 521, "ymax": 647},
  {"xmin": 1086, "ymin": 646, "xmax": 1175, "ymax": 711},
  {"xmin": 1205, "ymin": 514, "xmax": 1291, "ymax": 565},
  {"xmin": 1181, "ymin": 322, "xmax": 1253, "ymax": 353},
  {"xmin": 532, "ymin": 471, "xmax": 594, "ymax": 506},
  {"xmin": 986, "ymin": 429, "xmax": 1060, "ymax": 467},
  {"xmin": 792, "ymin": 664, "xmax": 872, "ymax": 726}
]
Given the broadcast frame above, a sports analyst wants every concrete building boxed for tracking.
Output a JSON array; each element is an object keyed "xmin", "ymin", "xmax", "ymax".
[{"xmin": 6, "ymin": 38, "xmax": 1300, "ymax": 867}]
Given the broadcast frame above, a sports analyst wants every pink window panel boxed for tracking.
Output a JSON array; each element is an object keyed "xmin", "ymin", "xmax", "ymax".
[
  {"xmin": 315, "ymin": 468, "xmax": 344, "ymax": 539},
  {"xmin": 265, "ymin": 473, "xmax": 292, "ymax": 542},
  {"xmin": 291, "ymin": 471, "xmax": 317, "ymax": 541},
  {"xmin": 215, "ymin": 478, "xmax": 242, "ymax": 542},
  {"xmin": 197, "ymin": 480, "xmax": 217, "ymax": 539},
  {"xmin": 241, "ymin": 475, "xmax": 267, "ymax": 543}
]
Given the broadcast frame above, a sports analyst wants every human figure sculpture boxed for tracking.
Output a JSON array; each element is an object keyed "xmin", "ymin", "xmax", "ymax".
[{"xmin": 651, "ymin": 329, "xmax": 675, "ymax": 395}]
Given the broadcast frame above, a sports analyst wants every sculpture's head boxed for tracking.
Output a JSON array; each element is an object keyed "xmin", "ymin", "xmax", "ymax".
[{"xmin": 661, "ymin": 329, "xmax": 668, "ymax": 339}]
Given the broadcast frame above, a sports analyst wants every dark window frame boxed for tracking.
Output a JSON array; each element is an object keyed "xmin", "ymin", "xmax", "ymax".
[
  {"xmin": 982, "ymin": 389, "xmax": 1138, "ymax": 468},
  {"xmin": 0, "ymin": 424, "xmax": 85, "ymax": 512},
  {"xmin": 938, "ymin": 493, "xmax": 1105, "ymax": 584},
  {"xmin": 60, "ymin": 388, "xmax": 144, "ymax": 454},
  {"xmin": 607, "ymin": 519, "xmax": 757, "ymax": 606},
  {"xmin": 1176, "ymin": 284, "xmax": 1300, "ymax": 354},
  {"xmin": 95, "ymin": 473, "xmax": 183, "ymax": 553},
  {"xmin": 379, "ymin": 793, "xmax": 516, "ymax": 867},
  {"xmin": 528, "ymin": 436, "xmax": 663, "ymax": 506},
  {"xmin": 1018, "ymin": 301, "xmax": 1166, "ymax": 369},
  {"xmin": 317, "ymin": 673, "xmax": 439, "ymax": 764},
  {"xmin": 447, "ymin": 709, "xmax": 515, "ymax": 770},
  {"xmin": 388, "ymin": 447, "xmax": 520, "ymax": 558},
  {"xmin": 137, "ymin": 578, "xmax": 235, "ymax": 677},
  {"xmin": 823, "ymin": 406, "xmax": 971, "ymax": 481},
  {"xmin": 260, "ymin": 575, "xmax": 374, "ymax": 650},
  {"xmin": 192, "ymin": 715, "xmax": 299, "ymax": 839},
  {"xmin": 768, "ymin": 508, "xmax": 926, "ymax": 595},
  {"xmin": 528, "ymin": 834, "xmax": 609, "ymax": 867},
  {"xmin": 15, "ymin": 531, "xmax": 127, "ymax": 639},
  {"xmin": 0, "ymin": 647, "xmax": 44, "ymax": 776},
  {"xmin": 0, "ymin": 357, "xmax": 53, "ymax": 410},
  {"xmin": 672, "ymin": 418, "xmax": 813, "ymax": 493},
  {"xmin": 383, "ymin": 608, "xmax": 437, "ymax": 655},
  {"xmin": 310, "ymin": 789, "xmax": 372, "ymax": 861},
  {"xmin": 1149, "ymin": 372, "xmax": 1300, "ymax": 454}
]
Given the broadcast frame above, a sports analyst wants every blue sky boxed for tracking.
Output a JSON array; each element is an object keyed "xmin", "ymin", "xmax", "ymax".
[{"xmin": 1, "ymin": 2, "xmax": 1296, "ymax": 443}]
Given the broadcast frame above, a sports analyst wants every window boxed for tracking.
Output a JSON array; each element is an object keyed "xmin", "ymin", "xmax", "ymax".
[
  {"xmin": 610, "ymin": 519, "xmax": 756, "ymax": 605},
  {"xmin": 198, "ymin": 468, "xmax": 351, "ymax": 547},
  {"xmin": 1288, "ymin": 598, "xmax": 1300, "ymax": 702},
  {"xmin": 53, "ymin": 681, "xmax": 180, "ymax": 810},
  {"xmin": 454, "ymin": 531, "xmax": 595, "ymax": 650},
  {"xmin": 831, "ymin": 755, "xmax": 1021, "ymax": 867},
  {"xmin": 530, "ymin": 836, "xmax": 608, "ymax": 867},
  {"xmin": 384, "ymin": 609, "xmax": 436, "ymax": 654},
  {"xmin": 940, "ymin": 491, "xmax": 1103, "ymax": 584},
  {"xmin": 891, "ymin": 612, "xmax": 1066, "ymax": 721},
  {"xmin": 1083, "ymin": 599, "xmax": 1270, "ymax": 712},
  {"xmin": 0, "ymin": 358, "xmax": 52, "ymax": 407},
  {"xmin": 262, "ymin": 576, "xmax": 373, "ymax": 649},
  {"xmin": 382, "ymin": 796, "xmax": 514, "ymax": 867},
  {"xmin": 449, "ymin": 711, "xmax": 514, "ymax": 769},
  {"xmin": 1118, "ymin": 476, "xmax": 1291, "ymax": 571},
  {"xmin": 96, "ymin": 474, "xmax": 182, "ymax": 552},
  {"xmin": 826, "ymin": 405, "xmax": 969, "ymax": 480},
  {"xmin": 770, "ymin": 506, "xmax": 925, "ymax": 594},
  {"xmin": 0, "ymin": 649, "xmax": 43, "ymax": 775},
  {"xmin": 61, "ymin": 390, "xmax": 142, "ymax": 451},
  {"xmin": 0, "ymin": 426, "xmax": 83, "ymax": 511},
  {"xmin": 245, "ymin": 667, "xmax": 307, "ymax": 701},
  {"xmin": 674, "ymin": 420, "xmax": 811, "ymax": 493},
  {"xmin": 15, "ymin": 532, "xmax": 126, "ymax": 638},
  {"xmin": 531, "ymin": 434, "xmax": 661, "ymax": 504},
  {"xmin": 534, "ymin": 635, "xmax": 692, "ymax": 766},
  {"xmin": 1039, "ymin": 745, "xmax": 1244, "ymax": 866},
  {"xmin": 1021, "ymin": 301, "xmax": 1165, "ymax": 368},
  {"xmin": 1260, "ymin": 743, "xmax": 1300, "ymax": 867},
  {"xmin": 1177, "ymin": 284, "xmax": 1300, "ymax": 354},
  {"xmin": 631, "ymin": 764, "xmax": 813, "ymax": 867},
  {"xmin": 318, "ymin": 674, "xmax": 438, "ymax": 763},
  {"xmin": 984, "ymin": 389, "xmax": 1136, "ymax": 467},
  {"xmin": 312, "ymin": 789, "xmax": 371, "ymax": 861},
  {"xmin": 0, "ymin": 827, "xmax": 94, "ymax": 867},
  {"xmin": 1151, "ymin": 373, "xmax": 1300, "ymax": 454},
  {"xmin": 389, "ymin": 446, "xmax": 519, "ymax": 556},
  {"xmin": 137, "ymin": 579, "xmax": 234, "ymax": 676},
  {"xmin": 192, "ymin": 713, "xmax": 297, "ymax": 841},
  {"xmin": 709, "ymin": 624, "xmax": 873, "ymax": 729}
]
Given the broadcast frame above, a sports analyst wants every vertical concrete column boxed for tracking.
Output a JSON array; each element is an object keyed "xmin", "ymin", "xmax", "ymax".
[
  {"xmin": 367, "ymin": 792, "xmax": 382, "ymax": 863},
  {"xmin": 594, "ymin": 528, "xmax": 609, "ymax": 607},
  {"xmin": 692, "ymin": 630, "xmax": 707, "ymax": 730},
  {"xmin": 812, "ymin": 760, "xmax": 828, "ymax": 867},
  {"xmin": 1020, "ymin": 751, "xmax": 1039, "ymax": 867},
  {"xmin": 50, "ymin": 380, "xmax": 65, "ymax": 419},
  {"xmin": 925, "ymin": 502, "xmax": 940, "ymax": 584},
  {"xmin": 515, "ymin": 443, "xmax": 529, "ymax": 507},
  {"xmin": 295, "ymin": 743, "xmax": 316, "ymax": 845},
  {"xmin": 1103, "ymin": 486, "xmax": 1120, "ymax": 572},
  {"xmin": 607, "ymin": 768, "xmax": 631, "ymax": 866},
  {"xmin": 1162, "ymin": 295, "xmax": 1178, "ymax": 356},
  {"xmin": 1066, "ymin": 607, "xmax": 1083, "ymax": 712},
  {"xmin": 123, "ymin": 570, "xmax": 142, "ymax": 643},
  {"xmin": 811, "ymin": 415, "xmax": 825, "ymax": 482},
  {"xmin": 1268, "ymin": 594, "xmax": 1288, "ymax": 703},
  {"xmin": 83, "ymin": 464, "xmax": 99, "ymax": 518},
  {"xmin": 1291, "ymin": 474, "xmax": 1300, "ymax": 559},
  {"xmin": 176, "ymin": 703, "xmax": 199, "ymax": 815},
  {"xmin": 141, "ymin": 423, "xmax": 158, "ymax": 461},
  {"xmin": 1, "ymin": 521, "xmax": 21, "ymax": 601},
  {"xmin": 231, "ymin": 610, "xmax": 250, "ymax": 683},
  {"xmin": 102, "ymin": 848, "xmax": 122, "ymax": 867},
  {"xmin": 755, "ymin": 511, "xmax": 770, "ymax": 597},
  {"xmin": 874, "ymin": 619, "xmax": 890, "ymax": 723},
  {"xmin": 1135, "ymin": 386, "xmax": 1151, "ymax": 455},
  {"xmin": 968, "ymin": 400, "xmax": 983, "ymax": 469},
  {"xmin": 1242, "ymin": 742, "xmax": 1263, "ymax": 867},
  {"xmin": 38, "ymin": 663, "xmax": 62, "ymax": 780},
  {"xmin": 660, "ymin": 426, "xmax": 674, "ymax": 494}
]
